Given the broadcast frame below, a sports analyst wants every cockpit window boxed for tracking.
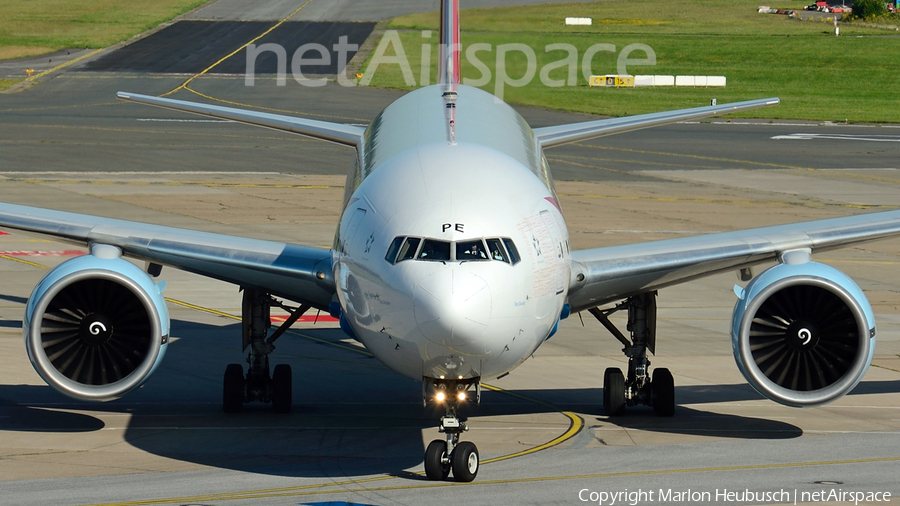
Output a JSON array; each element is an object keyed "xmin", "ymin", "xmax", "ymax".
[
  {"xmin": 398, "ymin": 237, "xmax": 421, "ymax": 262},
  {"xmin": 385, "ymin": 236, "xmax": 404, "ymax": 263},
  {"xmin": 502, "ymin": 238, "xmax": 521, "ymax": 264},
  {"xmin": 386, "ymin": 236, "xmax": 520, "ymax": 265},
  {"xmin": 457, "ymin": 240, "xmax": 488, "ymax": 261},
  {"xmin": 485, "ymin": 238, "xmax": 508, "ymax": 263},
  {"xmin": 419, "ymin": 239, "xmax": 451, "ymax": 261}
]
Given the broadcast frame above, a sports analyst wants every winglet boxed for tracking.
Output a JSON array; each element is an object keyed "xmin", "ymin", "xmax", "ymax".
[{"xmin": 116, "ymin": 92, "xmax": 366, "ymax": 148}]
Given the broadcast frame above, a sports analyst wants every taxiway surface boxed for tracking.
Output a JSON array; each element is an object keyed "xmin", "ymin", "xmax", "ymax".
[{"xmin": 1, "ymin": 1, "xmax": 899, "ymax": 505}]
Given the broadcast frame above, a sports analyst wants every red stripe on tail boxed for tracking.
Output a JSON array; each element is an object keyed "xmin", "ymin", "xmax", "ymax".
[{"xmin": 439, "ymin": 0, "xmax": 461, "ymax": 85}]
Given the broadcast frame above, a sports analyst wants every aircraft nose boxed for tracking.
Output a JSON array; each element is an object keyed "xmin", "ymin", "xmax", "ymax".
[{"xmin": 414, "ymin": 269, "xmax": 492, "ymax": 350}]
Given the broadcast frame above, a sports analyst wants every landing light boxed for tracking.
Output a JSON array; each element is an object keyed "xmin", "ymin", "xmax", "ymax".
[
  {"xmin": 458, "ymin": 392, "xmax": 466, "ymax": 401},
  {"xmin": 436, "ymin": 392, "xmax": 446, "ymax": 402}
]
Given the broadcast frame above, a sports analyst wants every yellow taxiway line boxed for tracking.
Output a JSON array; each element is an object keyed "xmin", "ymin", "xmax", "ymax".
[{"xmin": 160, "ymin": 0, "xmax": 314, "ymax": 98}]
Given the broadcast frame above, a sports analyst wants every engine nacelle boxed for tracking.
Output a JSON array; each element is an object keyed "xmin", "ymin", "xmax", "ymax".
[
  {"xmin": 24, "ymin": 246, "xmax": 169, "ymax": 401},
  {"xmin": 732, "ymin": 258, "xmax": 875, "ymax": 407}
]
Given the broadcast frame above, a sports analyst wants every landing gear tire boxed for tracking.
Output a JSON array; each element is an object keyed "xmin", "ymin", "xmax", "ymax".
[
  {"xmin": 424, "ymin": 439, "xmax": 451, "ymax": 481},
  {"xmin": 652, "ymin": 367, "xmax": 675, "ymax": 417},
  {"xmin": 604, "ymin": 367, "xmax": 626, "ymax": 416},
  {"xmin": 271, "ymin": 364, "xmax": 292, "ymax": 414},
  {"xmin": 223, "ymin": 363, "xmax": 245, "ymax": 413},
  {"xmin": 451, "ymin": 441, "xmax": 479, "ymax": 482}
]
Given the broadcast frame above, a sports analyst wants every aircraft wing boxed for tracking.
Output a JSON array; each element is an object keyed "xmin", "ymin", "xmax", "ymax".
[
  {"xmin": 534, "ymin": 98, "xmax": 779, "ymax": 148},
  {"xmin": 567, "ymin": 210, "xmax": 900, "ymax": 312},
  {"xmin": 0, "ymin": 203, "xmax": 335, "ymax": 310},
  {"xmin": 116, "ymin": 92, "xmax": 365, "ymax": 148}
]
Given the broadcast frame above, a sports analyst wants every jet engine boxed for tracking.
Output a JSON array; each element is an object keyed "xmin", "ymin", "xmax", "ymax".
[
  {"xmin": 24, "ymin": 245, "xmax": 170, "ymax": 401},
  {"xmin": 731, "ymin": 253, "xmax": 875, "ymax": 407}
]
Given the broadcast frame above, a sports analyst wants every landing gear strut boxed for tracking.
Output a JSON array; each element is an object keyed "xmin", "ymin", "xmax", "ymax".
[
  {"xmin": 222, "ymin": 288, "xmax": 309, "ymax": 414},
  {"xmin": 589, "ymin": 291, "xmax": 675, "ymax": 417},
  {"xmin": 423, "ymin": 378, "xmax": 480, "ymax": 482}
]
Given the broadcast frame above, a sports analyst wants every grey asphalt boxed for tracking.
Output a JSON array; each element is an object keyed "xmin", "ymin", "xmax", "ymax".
[
  {"xmin": 2, "ymin": 73, "xmax": 897, "ymax": 180},
  {"xmin": 80, "ymin": 21, "xmax": 376, "ymax": 74},
  {"xmin": 0, "ymin": 49, "xmax": 98, "ymax": 81},
  {"xmin": 4, "ymin": 433, "xmax": 898, "ymax": 505},
  {"xmin": 1, "ymin": 1, "xmax": 899, "ymax": 505},
  {"xmin": 190, "ymin": 0, "xmax": 605, "ymax": 21}
]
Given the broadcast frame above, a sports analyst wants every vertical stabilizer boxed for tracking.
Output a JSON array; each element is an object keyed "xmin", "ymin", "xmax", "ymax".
[{"xmin": 439, "ymin": 0, "xmax": 460, "ymax": 86}]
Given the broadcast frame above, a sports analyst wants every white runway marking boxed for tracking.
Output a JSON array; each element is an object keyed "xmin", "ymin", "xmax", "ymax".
[
  {"xmin": 679, "ymin": 121, "xmax": 900, "ymax": 128},
  {"xmin": 820, "ymin": 168, "xmax": 898, "ymax": 171},
  {"xmin": 772, "ymin": 133, "xmax": 900, "ymax": 142},
  {"xmin": 137, "ymin": 118, "xmax": 232, "ymax": 123},
  {"xmin": 680, "ymin": 121, "xmax": 821, "ymax": 127}
]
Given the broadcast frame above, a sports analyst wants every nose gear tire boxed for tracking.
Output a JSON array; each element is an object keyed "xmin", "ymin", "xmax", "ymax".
[
  {"xmin": 424, "ymin": 439, "xmax": 451, "ymax": 480},
  {"xmin": 451, "ymin": 441, "xmax": 479, "ymax": 482}
]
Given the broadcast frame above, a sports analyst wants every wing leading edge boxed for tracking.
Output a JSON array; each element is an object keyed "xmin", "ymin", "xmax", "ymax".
[
  {"xmin": 567, "ymin": 210, "xmax": 900, "ymax": 312},
  {"xmin": 116, "ymin": 92, "xmax": 365, "ymax": 148},
  {"xmin": 0, "ymin": 203, "xmax": 335, "ymax": 310},
  {"xmin": 534, "ymin": 98, "xmax": 780, "ymax": 148}
]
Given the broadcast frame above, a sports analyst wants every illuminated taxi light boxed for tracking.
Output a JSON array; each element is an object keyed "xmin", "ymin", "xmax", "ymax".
[
  {"xmin": 458, "ymin": 392, "xmax": 466, "ymax": 401},
  {"xmin": 436, "ymin": 392, "xmax": 446, "ymax": 402}
]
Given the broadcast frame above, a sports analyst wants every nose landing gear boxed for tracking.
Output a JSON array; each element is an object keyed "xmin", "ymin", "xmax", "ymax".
[{"xmin": 423, "ymin": 377, "xmax": 480, "ymax": 482}]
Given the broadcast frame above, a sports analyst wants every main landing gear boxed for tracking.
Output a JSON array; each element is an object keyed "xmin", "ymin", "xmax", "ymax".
[
  {"xmin": 588, "ymin": 291, "xmax": 675, "ymax": 417},
  {"xmin": 222, "ymin": 288, "xmax": 310, "ymax": 414},
  {"xmin": 423, "ymin": 377, "xmax": 481, "ymax": 482}
]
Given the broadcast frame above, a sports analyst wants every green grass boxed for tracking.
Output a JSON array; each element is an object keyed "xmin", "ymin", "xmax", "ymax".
[
  {"xmin": 0, "ymin": 0, "xmax": 207, "ymax": 60},
  {"xmin": 361, "ymin": 0, "xmax": 900, "ymax": 123},
  {"xmin": 0, "ymin": 77, "xmax": 23, "ymax": 91},
  {"xmin": 390, "ymin": 0, "xmax": 879, "ymax": 35}
]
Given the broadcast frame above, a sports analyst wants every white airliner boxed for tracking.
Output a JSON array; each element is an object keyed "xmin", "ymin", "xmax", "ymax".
[{"xmin": 2, "ymin": 0, "xmax": 900, "ymax": 483}]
